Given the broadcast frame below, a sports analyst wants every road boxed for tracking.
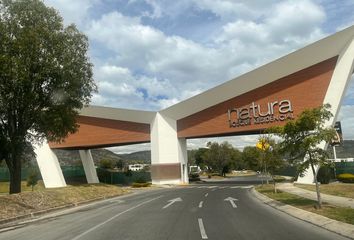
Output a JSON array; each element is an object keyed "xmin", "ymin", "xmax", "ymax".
[{"xmin": 0, "ymin": 180, "xmax": 349, "ymax": 240}]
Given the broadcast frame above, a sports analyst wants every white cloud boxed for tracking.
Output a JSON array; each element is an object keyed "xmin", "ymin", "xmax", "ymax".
[
  {"xmin": 44, "ymin": 0, "xmax": 98, "ymax": 26},
  {"xmin": 42, "ymin": 0, "xmax": 354, "ymax": 152},
  {"xmin": 87, "ymin": 0, "xmax": 327, "ymax": 112},
  {"xmin": 188, "ymin": 135, "xmax": 260, "ymax": 151}
]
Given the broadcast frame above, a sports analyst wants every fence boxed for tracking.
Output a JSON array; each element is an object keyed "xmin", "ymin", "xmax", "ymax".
[
  {"xmin": 97, "ymin": 168, "xmax": 151, "ymax": 184},
  {"xmin": 0, "ymin": 167, "xmax": 151, "ymax": 185},
  {"xmin": 335, "ymin": 162, "xmax": 354, "ymax": 175}
]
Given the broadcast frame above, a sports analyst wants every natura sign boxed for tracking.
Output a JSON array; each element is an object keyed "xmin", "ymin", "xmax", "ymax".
[{"xmin": 227, "ymin": 100, "xmax": 294, "ymax": 128}]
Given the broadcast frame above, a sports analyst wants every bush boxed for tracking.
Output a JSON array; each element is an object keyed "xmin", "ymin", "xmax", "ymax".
[
  {"xmin": 317, "ymin": 166, "xmax": 334, "ymax": 184},
  {"xmin": 132, "ymin": 182, "xmax": 151, "ymax": 188},
  {"xmin": 27, "ymin": 170, "xmax": 39, "ymax": 191},
  {"xmin": 337, "ymin": 173, "xmax": 354, "ymax": 183},
  {"xmin": 273, "ymin": 176, "xmax": 286, "ymax": 182}
]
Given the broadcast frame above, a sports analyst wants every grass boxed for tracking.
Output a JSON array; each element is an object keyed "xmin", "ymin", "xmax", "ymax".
[
  {"xmin": 256, "ymin": 184, "xmax": 354, "ymax": 225},
  {"xmin": 295, "ymin": 183, "xmax": 354, "ymax": 199},
  {"xmin": 0, "ymin": 181, "xmax": 46, "ymax": 194},
  {"xmin": 0, "ymin": 182, "xmax": 129, "ymax": 220}
]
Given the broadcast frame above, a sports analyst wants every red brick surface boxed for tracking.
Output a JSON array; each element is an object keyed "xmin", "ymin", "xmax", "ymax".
[
  {"xmin": 177, "ymin": 57, "xmax": 338, "ymax": 138},
  {"xmin": 49, "ymin": 116, "xmax": 150, "ymax": 149}
]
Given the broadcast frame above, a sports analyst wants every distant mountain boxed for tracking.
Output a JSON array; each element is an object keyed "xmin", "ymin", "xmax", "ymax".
[
  {"xmin": 53, "ymin": 149, "xmax": 151, "ymax": 166},
  {"xmin": 117, "ymin": 151, "xmax": 151, "ymax": 164},
  {"xmin": 53, "ymin": 148, "xmax": 122, "ymax": 166}
]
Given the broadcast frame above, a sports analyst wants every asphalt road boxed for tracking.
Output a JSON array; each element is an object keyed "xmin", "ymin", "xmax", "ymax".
[{"xmin": 0, "ymin": 180, "xmax": 350, "ymax": 240}]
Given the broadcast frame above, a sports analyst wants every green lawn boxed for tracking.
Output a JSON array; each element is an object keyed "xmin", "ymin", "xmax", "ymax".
[
  {"xmin": 256, "ymin": 184, "xmax": 354, "ymax": 225},
  {"xmin": 294, "ymin": 183, "xmax": 354, "ymax": 199}
]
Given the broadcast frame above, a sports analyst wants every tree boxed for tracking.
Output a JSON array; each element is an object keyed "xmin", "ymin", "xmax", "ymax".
[
  {"xmin": 0, "ymin": 0, "xmax": 96, "ymax": 193},
  {"xmin": 258, "ymin": 136, "xmax": 285, "ymax": 193},
  {"xmin": 194, "ymin": 147, "xmax": 209, "ymax": 169},
  {"xmin": 241, "ymin": 146, "xmax": 261, "ymax": 171},
  {"xmin": 203, "ymin": 141, "xmax": 235, "ymax": 176},
  {"xmin": 116, "ymin": 159, "xmax": 125, "ymax": 170},
  {"xmin": 26, "ymin": 169, "xmax": 39, "ymax": 191},
  {"xmin": 99, "ymin": 159, "xmax": 115, "ymax": 169},
  {"xmin": 268, "ymin": 104, "xmax": 336, "ymax": 208}
]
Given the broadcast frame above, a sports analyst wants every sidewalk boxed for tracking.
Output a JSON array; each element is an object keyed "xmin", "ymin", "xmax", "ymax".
[
  {"xmin": 277, "ymin": 183, "xmax": 354, "ymax": 209},
  {"xmin": 252, "ymin": 188, "xmax": 354, "ymax": 239}
]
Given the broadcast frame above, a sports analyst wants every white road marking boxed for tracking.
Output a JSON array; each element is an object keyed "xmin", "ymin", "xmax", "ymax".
[
  {"xmin": 71, "ymin": 195, "xmax": 163, "ymax": 240},
  {"xmin": 208, "ymin": 186, "xmax": 217, "ymax": 189},
  {"xmin": 162, "ymin": 197, "xmax": 183, "ymax": 209},
  {"xmin": 224, "ymin": 197, "xmax": 238, "ymax": 208},
  {"xmin": 241, "ymin": 186, "xmax": 253, "ymax": 189},
  {"xmin": 231, "ymin": 186, "xmax": 241, "ymax": 189},
  {"xmin": 199, "ymin": 201, "xmax": 203, "ymax": 208},
  {"xmin": 204, "ymin": 193, "xmax": 208, "ymax": 197},
  {"xmin": 219, "ymin": 186, "xmax": 227, "ymax": 189},
  {"xmin": 198, "ymin": 218, "xmax": 208, "ymax": 239},
  {"xmin": 211, "ymin": 188, "xmax": 217, "ymax": 191}
]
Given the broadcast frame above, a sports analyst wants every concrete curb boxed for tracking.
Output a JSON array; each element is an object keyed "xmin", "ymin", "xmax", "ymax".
[
  {"xmin": 0, "ymin": 193, "xmax": 129, "ymax": 227},
  {"xmin": 251, "ymin": 188, "xmax": 354, "ymax": 240}
]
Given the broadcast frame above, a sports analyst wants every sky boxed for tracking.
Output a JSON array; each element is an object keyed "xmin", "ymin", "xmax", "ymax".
[{"xmin": 44, "ymin": 0, "xmax": 354, "ymax": 153}]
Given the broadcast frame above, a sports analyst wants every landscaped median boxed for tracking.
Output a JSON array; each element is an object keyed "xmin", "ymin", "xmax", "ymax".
[
  {"xmin": 254, "ymin": 185, "xmax": 354, "ymax": 238},
  {"xmin": 256, "ymin": 185, "xmax": 354, "ymax": 224},
  {"xmin": 0, "ymin": 182, "xmax": 130, "ymax": 223}
]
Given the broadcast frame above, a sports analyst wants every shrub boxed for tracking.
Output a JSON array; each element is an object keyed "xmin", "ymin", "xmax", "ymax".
[
  {"xmin": 27, "ymin": 170, "xmax": 39, "ymax": 191},
  {"xmin": 132, "ymin": 182, "xmax": 151, "ymax": 188},
  {"xmin": 337, "ymin": 173, "xmax": 354, "ymax": 183},
  {"xmin": 317, "ymin": 166, "xmax": 334, "ymax": 184}
]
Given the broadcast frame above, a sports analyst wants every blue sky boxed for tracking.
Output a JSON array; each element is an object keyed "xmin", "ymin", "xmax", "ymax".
[{"xmin": 44, "ymin": 0, "xmax": 354, "ymax": 152}]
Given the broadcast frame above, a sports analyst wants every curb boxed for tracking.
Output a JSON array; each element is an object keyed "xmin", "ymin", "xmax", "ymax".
[
  {"xmin": 251, "ymin": 188, "xmax": 354, "ymax": 240},
  {"xmin": 0, "ymin": 193, "xmax": 129, "ymax": 228}
]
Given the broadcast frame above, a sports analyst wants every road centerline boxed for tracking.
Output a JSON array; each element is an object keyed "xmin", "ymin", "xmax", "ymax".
[
  {"xmin": 204, "ymin": 193, "xmax": 208, "ymax": 197},
  {"xmin": 71, "ymin": 195, "xmax": 163, "ymax": 240},
  {"xmin": 198, "ymin": 218, "xmax": 208, "ymax": 239},
  {"xmin": 199, "ymin": 201, "xmax": 203, "ymax": 208}
]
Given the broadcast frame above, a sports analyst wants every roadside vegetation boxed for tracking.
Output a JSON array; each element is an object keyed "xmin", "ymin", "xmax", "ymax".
[
  {"xmin": 257, "ymin": 184, "xmax": 354, "ymax": 225},
  {"xmin": 266, "ymin": 104, "xmax": 336, "ymax": 208},
  {"xmin": 0, "ymin": 183, "xmax": 128, "ymax": 220}
]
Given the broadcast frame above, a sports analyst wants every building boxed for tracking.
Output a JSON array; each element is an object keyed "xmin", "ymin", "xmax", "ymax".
[{"xmin": 35, "ymin": 25, "xmax": 354, "ymax": 188}]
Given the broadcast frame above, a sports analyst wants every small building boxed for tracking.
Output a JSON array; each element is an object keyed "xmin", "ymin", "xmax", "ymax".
[{"xmin": 128, "ymin": 164, "xmax": 149, "ymax": 171}]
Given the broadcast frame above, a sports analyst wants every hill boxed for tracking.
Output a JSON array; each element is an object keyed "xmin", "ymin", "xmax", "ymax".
[
  {"xmin": 53, "ymin": 149, "xmax": 151, "ymax": 166},
  {"xmin": 117, "ymin": 151, "xmax": 151, "ymax": 164}
]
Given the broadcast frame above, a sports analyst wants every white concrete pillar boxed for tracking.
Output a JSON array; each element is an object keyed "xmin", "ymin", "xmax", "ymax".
[
  {"xmin": 79, "ymin": 150, "xmax": 99, "ymax": 184},
  {"xmin": 150, "ymin": 113, "xmax": 183, "ymax": 185},
  {"xmin": 35, "ymin": 142, "xmax": 67, "ymax": 188},
  {"xmin": 178, "ymin": 138, "xmax": 189, "ymax": 184},
  {"xmin": 297, "ymin": 38, "xmax": 354, "ymax": 184}
]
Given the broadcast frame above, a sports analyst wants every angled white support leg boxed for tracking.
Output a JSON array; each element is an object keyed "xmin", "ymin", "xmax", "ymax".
[
  {"xmin": 297, "ymin": 37, "xmax": 354, "ymax": 184},
  {"xmin": 35, "ymin": 143, "xmax": 67, "ymax": 188},
  {"xmin": 79, "ymin": 150, "xmax": 99, "ymax": 184}
]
